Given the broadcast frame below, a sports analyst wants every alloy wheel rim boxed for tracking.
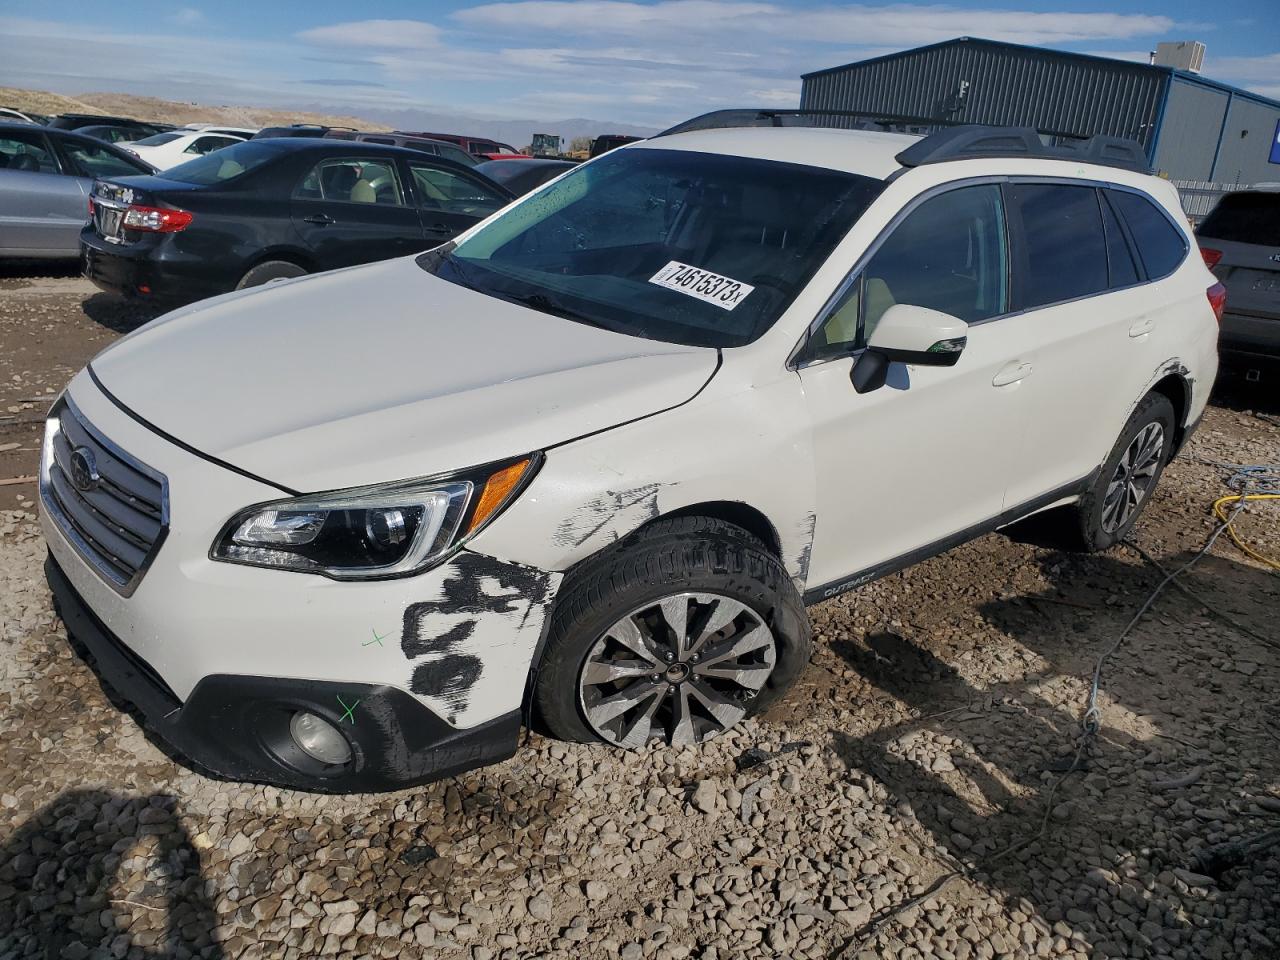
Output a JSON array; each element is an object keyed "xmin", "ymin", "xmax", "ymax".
[
  {"xmin": 578, "ymin": 592, "xmax": 777, "ymax": 749},
  {"xmin": 1101, "ymin": 421, "xmax": 1165, "ymax": 534}
]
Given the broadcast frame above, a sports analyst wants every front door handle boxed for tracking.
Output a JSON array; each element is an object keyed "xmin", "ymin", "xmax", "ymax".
[
  {"xmin": 1129, "ymin": 317, "xmax": 1155, "ymax": 338},
  {"xmin": 302, "ymin": 213, "xmax": 335, "ymax": 225},
  {"xmin": 992, "ymin": 361, "xmax": 1033, "ymax": 387}
]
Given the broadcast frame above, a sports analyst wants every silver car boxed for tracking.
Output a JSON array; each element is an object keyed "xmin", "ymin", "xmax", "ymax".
[
  {"xmin": 1197, "ymin": 186, "xmax": 1280, "ymax": 381},
  {"xmin": 0, "ymin": 122, "xmax": 154, "ymax": 259}
]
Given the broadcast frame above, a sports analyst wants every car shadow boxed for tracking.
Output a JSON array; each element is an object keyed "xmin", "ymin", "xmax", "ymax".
[
  {"xmin": 0, "ymin": 789, "xmax": 224, "ymax": 957},
  {"xmin": 81, "ymin": 292, "xmax": 170, "ymax": 334},
  {"xmin": 825, "ymin": 543, "xmax": 1278, "ymax": 957}
]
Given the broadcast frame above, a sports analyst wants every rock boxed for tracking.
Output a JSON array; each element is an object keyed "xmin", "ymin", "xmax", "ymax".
[
  {"xmin": 528, "ymin": 894, "xmax": 553, "ymax": 921},
  {"xmin": 691, "ymin": 780, "xmax": 718, "ymax": 815},
  {"xmin": 585, "ymin": 880, "xmax": 609, "ymax": 901}
]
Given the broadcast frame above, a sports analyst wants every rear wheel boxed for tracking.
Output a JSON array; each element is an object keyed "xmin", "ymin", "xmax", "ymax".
[
  {"xmin": 534, "ymin": 516, "xmax": 811, "ymax": 748},
  {"xmin": 1073, "ymin": 392, "xmax": 1176, "ymax": 551},
  {"xmin": 236, "ymin": 260, "xmax": 306, "ymax": 290}
]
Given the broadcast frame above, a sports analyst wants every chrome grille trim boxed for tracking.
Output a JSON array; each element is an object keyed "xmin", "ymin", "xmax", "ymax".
[{"xmin": 40, "ymin": 395, "xmax": 170, "ymax": 596}]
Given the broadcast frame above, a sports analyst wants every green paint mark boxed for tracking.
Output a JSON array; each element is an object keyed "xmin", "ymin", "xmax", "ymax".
[
  {"xmin": 363, "ymin": 628, "xmax": 387, "ymax": 648},
  {"xmin": 337, "ymin": 695, "xmax": 360, "ymax": 724}
]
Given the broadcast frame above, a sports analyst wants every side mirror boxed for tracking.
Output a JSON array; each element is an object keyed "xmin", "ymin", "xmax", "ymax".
[
  {"xmin": 867, "ymin": 304, "xmax": 968, "ymax": 367},
  {"xmin": 850, "ymin": 304, "xmax": 967, "ymax": 394}
]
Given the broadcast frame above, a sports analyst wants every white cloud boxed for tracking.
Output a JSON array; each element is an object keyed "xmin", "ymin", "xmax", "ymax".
[
  {"xmin": 168, "ymin": 7, "xmax": 204, "ymax": 25},
  {"xmin": 298, "ymin": 19, "xmax": 443, "ymax": 50},
  {"xmin": 454, "ymin": 1, "xmax": 1175, "ymax": 48}
]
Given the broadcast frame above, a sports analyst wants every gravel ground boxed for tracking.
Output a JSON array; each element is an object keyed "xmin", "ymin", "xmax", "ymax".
[{"xmin": 0, "ymin": 269, "xmax": 1277, "ymax": 960}]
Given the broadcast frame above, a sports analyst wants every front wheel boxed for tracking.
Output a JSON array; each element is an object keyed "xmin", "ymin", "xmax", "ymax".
[
  {"xmin": 1073, "ymin": 392, "xmax": 1176, "ymax": 550},
  {"xmin": 534, "ymin": 517, "xmax": 811, "ymax": 749}
]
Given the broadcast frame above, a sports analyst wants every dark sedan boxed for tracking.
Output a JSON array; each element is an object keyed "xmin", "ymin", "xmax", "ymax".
[
  {"xmin": 81, "ymin": 138, "xmax": 514, "ymax": 302},
  {"xmin": 475, "ymin": 158, "xmax": 578, "ymax": 196}
]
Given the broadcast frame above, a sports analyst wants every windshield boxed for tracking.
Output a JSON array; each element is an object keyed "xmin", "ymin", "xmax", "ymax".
[
  {"xmin": 134, "ymin": 132, "xmax": 182, "ymax": 146},
  {"xmin": 422, "ymin": 147, "xmax": 882, "ymax": 347},
  {"xmin": 1198, "ymin": 192, "xmax": 1280, "ymax": 247},
  {"xmin": 163, "ymin": 140, "xmax": 282, "ymax": 185}
]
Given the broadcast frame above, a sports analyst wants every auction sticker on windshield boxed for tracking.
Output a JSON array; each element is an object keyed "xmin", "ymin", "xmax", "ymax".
[{"xmin": 649, "ymin": 261, "xmax": 755, "ymax": 311}]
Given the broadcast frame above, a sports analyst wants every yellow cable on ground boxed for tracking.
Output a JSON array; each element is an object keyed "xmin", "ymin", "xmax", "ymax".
[{"xmin": 1212, "ymin": 493, "xmax": 1280, "ymax": 571}]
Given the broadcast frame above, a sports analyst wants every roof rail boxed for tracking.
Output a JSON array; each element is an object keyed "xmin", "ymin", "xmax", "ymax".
[
  {"xmin": 895, "ymin": 125, "xmax": 1150, "ymax": 174},
  {"xmin": 654, "ymin": 110, "xmax": 1150, "ymax": 174}
]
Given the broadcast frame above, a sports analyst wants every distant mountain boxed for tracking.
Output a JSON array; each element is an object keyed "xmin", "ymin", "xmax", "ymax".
[{"xmin": 291, "ymin": 103, "xmax": 661, "ymax": 148}]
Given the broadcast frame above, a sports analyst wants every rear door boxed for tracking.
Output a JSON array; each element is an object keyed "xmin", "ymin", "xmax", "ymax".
[
  {"xmin": 998, "ymin": 182, "xmax": 1173, "ymax": 509},
  {"xmin": 1198, "ymin": 191, "xmax": 1280, "ymax": 356},
  {"xmin": 0, "ymin": 129, "xmax": 88, "ymax": 256},
  {"xmin": 404, "ymin": 159, "xmax": 510, "ymax": 242},
  {"xmin": 289, "ymin": 155, "xmax": 425, "ymax": 269}
]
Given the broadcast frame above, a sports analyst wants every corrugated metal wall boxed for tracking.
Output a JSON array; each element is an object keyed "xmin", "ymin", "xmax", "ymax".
[
  {"xmin": 1155, "ymin": 81, "xmax": 1229, "ymax": 179},
  {"xmin": 1210, "ymin": 90, "xmax": 1280, "ymax": 185},
  {"xmin": 801, "ymin": 40, "xmax": 1167, "ymax": 152}
]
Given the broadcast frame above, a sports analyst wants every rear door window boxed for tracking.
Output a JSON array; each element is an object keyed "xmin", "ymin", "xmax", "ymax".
[
  {"xmin": 1108, "ymin": 190, "xmax": 1187, "ymax": 279},
  {"xmin": 1008, "ymin": 183, "xmax": 1108, "ymax": 309},
  {"xmin": 408, "ymin": 162, "xmax": 507, "ymax": 217},
  {"xmin": 0, "ymin": 131, "xmax": 60, "ymax": 174},
  {"xmin": 58, "ymin": 140, "xmax": 148, "ymax": 178},
  {"xmin": 297, "ymin": 158, "xmax": 405, "ymax": 205},
  {"xmin": 1198, "ymin": 192, "xmax": 1280, "ymax": 247}
]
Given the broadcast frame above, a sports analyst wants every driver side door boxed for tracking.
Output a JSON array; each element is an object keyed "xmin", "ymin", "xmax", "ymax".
[{"xmin": 796, "ymin": 182, "xmax": 1030, "ymax": 596}]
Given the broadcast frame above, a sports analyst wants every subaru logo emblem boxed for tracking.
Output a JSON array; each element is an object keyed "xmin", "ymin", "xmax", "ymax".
[{"xmin": 69, "ymin": 446, "xmax": 99, "ymax": 492}]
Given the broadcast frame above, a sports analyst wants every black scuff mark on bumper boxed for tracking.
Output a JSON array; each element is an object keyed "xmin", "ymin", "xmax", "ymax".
[
  {"xmin": 554, "ymin": 483, "xmax": 663, "ymax": 548},
  {"xmin": 401, "ymin": 551, "xmax": 555, "ymax": 714}
]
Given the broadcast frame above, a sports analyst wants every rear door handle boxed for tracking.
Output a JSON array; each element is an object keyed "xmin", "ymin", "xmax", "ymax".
[
  {"xmin": 1129, "ymin": 317, "xmax": 1155, "ymax": 338},
  {"xmin": 423, "ymin": 222, "xmax": 452, "ymax": 236},
  {"xmin": 992, "ymin": 361, "xmax": 1033, "ymax": 387},
  {"xmin": 302, "ymin": 213, "xmax": 335, "ymax": 225}
]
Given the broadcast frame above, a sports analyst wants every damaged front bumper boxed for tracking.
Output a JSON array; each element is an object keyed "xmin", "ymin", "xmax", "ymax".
[{"xmin": 47, "ymin": 555, "xmax": 523, "ymax": 791}]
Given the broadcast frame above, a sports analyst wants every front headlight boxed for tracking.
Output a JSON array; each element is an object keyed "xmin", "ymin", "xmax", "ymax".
[{"xmin": 212, "ymin": 456, "xmax": 538, "ymax": 579}]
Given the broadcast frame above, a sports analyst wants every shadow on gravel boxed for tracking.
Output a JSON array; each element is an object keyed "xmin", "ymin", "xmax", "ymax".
[
  {"xmin": 81, "ymin": 292, "xmax": 170, "ymax": 334},
  {"xmin": 0, "ymin": 789, "xmax": 223, "ymax": 958},
  {"xmin": 827, "ymin": 545, "xmax": 1277, "ymax": 958},
  {"xmin": 1212, "ymin": 365, "xmax": 1280, "ymax": 416},
  {"xmin": 0, "ymin": 260, "xmax": 80, "ymax": 282}
]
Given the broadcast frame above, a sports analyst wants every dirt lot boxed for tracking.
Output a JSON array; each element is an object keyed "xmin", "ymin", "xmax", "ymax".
[{"xmin": 0, "ymin": 266, "xmax": 1277, "ymax": 960}]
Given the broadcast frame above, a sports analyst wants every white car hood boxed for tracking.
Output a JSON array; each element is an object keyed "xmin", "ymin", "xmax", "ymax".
[{"xmin": 90, "ymin": 257, "xmax": 718, "ymax": 492}]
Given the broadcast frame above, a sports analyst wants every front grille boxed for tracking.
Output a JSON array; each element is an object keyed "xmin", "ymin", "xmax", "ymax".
[{"xmin": 41, "ymin": 397, "xmax": 169, "ymax": 595}]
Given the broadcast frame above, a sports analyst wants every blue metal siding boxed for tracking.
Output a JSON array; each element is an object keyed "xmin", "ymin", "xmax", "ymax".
[{"xmin": 800, "ymin": 40, "xmax": 1166, "ymax": 151}]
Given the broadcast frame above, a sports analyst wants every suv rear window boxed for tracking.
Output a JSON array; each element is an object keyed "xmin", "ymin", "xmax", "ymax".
[
  {"xmin": 1197, "ymin": 192, "xmax": 1280, "ymax": 247},
  {"xmin": 1108, "ymin": 190, "xmax": 1187, "ymax": 279}
]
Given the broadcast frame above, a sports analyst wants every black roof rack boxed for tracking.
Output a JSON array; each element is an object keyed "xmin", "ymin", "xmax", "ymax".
[
  {"xmin": 654, "ymin": 109, "xmax": 1150, "ymax": 175},
  {"xmin": 894, "ymin": 125, "xmax": 1149, "ymax": 173}
]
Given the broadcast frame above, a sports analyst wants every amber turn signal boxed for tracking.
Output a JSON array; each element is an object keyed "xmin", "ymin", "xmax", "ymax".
[{"xmin": 467, "ymin": 458, "xmax": 533, "ymax": 533}]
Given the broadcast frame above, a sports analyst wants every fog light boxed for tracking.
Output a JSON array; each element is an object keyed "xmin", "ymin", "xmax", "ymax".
[{"xmin": 289, "ymin": 711, "xmax": 352, "ymax": 765}]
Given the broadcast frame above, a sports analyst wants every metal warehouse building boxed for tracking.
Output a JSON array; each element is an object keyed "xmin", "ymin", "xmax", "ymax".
[{"xmin": 801, "ymin": 37, "xmax": 1280, "ymax": 187}]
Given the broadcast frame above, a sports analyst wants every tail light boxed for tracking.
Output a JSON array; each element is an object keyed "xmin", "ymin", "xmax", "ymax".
[
  {"xmin": 87, "ymin": 195, "xmax": 95, "ymax": 216},
  {"xmin": 1199, "ymin": 247, "xmax": 1223, "ymax": 269},
  {"xmin": 1206, "ymin": 282, "xmax": 1227, "ymax": 325},
  {"xmin": 123, "ymin": 204, "xmax": 193, "ymax": 233}
]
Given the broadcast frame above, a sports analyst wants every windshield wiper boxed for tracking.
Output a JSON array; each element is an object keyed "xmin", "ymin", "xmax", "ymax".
[{"xmin": 503, "ymin": 291, "xmax": 610, "ymax": 330}]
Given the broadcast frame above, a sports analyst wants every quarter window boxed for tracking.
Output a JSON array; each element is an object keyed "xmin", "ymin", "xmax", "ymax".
[
  {"xmin": 296, "ymin": 159, "xmax": 404, "ymax": 205},
  {"xmin": 1009, "ymin": 183, "xmax": 1108, "ymax": 309},
  {"xmin": 60, "ymin": 141, "xmax": 147, "ymax": 178},
  {"xmin": 807, "ymin": 184, "xmax": 1008, "ymax": 361},
  {"xmin": 1108, "ymin": 190, "xmax": 1187, "ymax": 279}
]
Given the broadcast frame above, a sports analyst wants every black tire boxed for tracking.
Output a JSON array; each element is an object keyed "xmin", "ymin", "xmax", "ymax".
[
  {"xmin": 534, "ymin": 516, "xmax": 812, "ymax": 746},
  {"xmin": 236, "ymin": 260, "xmax": 306, "ymax": 290},
  {"xmin": 1073, "ymin": 392, "xmax": 1176, "ymax": 551}
]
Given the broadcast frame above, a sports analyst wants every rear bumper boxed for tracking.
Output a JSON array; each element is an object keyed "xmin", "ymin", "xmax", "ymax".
[
  {"xmin": 1219, "ymin": 310, "xmax": 1280, "ymax": 361},
  {"xmin": 47, "ymin": 554, "xmax": 521, "ymax": 792},
  {"xmin": 80, "ymin": 232, "xmax": 229, "ymax": 302}
]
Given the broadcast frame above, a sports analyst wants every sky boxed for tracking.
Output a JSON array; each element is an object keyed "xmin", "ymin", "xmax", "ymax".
[{"xmin": 0, "ymin": 0, "xmax": 1277, "ymax": 126}]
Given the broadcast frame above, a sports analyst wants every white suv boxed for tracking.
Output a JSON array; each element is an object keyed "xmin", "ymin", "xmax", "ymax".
[{"xmin": 40, "ymin": 115, "xmax": 1221, "ymax": 791}]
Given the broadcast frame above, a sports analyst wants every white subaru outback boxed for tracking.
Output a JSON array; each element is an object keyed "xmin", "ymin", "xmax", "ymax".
[{"xmin": 40, "ymin": 114, "xmax": 1221, "ymax": 791}]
